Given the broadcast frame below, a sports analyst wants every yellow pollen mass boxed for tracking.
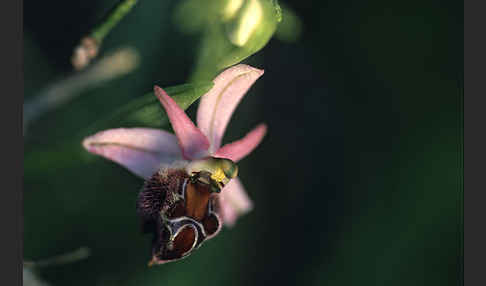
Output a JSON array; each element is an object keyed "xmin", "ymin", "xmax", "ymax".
[{"xmin": 210, "ymin": 168, "xmax": 226, "ymax": 183}]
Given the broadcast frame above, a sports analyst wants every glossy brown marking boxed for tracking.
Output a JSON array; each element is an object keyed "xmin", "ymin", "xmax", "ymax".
[
  {"xmin": 171, "ymin": 226, "xmax": 197, "ymax": 257},
  {"xmin": 185, "ymin": 182, "xmax": 211, "ymax": 221},
  {"xmin": 202, "ymin": 213, "xmax": 220, "ymax": 236},
  {"xmin": 155, "ymin": 224, "xmax": 197, "ymax": 261}
]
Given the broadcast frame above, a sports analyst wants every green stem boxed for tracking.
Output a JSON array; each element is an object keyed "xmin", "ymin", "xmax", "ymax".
[{"xmin": 90, "ymin": 0, "xmax": 139, "ymax": 44}]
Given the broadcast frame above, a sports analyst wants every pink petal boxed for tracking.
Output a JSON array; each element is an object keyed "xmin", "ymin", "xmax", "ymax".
[
  {"xmin": 197, "ymin": 64, "xmax": 264, "ymax": 151},
  {"xmin": 218, "ymin": 178, "xmax": 253, "ymax": 227},
  {"xmin": 213, "ymin": 123, "xmax": 267, "ymax": 163},
  {"xmin": 154, "ymin": 86, "xmax": 210, "ymax": 160},
  {"xmin": 82, "ymin": 128, "xmax": 182, "ymax": 179}
]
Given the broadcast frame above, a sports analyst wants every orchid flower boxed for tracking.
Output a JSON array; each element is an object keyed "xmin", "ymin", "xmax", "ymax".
[{"xmin": 83, "ymin": 64, "xmax": 267, "ymax": 227}]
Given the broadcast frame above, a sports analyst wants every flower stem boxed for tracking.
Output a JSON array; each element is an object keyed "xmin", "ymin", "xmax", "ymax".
[
  {"xmin": 71, "ymin": 0, "xmax": 139, "ymax": 70},
  {"xmin": 90, "ymin": 0, "xmax": 139, "ymax": 44}
]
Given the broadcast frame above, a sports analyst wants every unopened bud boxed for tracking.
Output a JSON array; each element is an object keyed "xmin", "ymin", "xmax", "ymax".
[
  {"xmin": 226, "ymin": 0, "xmax": 263, "ymax": 47},
  {"xmin": 71, "ymin": 37, "xmax": 99, "ymax": 70},
  {"xmin": 222, "ymin": 0, "xmax": 245, "ymax": 21}
]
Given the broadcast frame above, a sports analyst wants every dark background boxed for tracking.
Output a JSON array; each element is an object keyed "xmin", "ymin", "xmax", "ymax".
[{"xmin": 24, "ymin": 0, "xmax": 463, "ymax": 285}]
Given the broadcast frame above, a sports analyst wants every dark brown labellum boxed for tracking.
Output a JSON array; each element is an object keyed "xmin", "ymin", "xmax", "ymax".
[{"xmin": 137, "ymin": 167, "xmax": 222, "ymax": 265}]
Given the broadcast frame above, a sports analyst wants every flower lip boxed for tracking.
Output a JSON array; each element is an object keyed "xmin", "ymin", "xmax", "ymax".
[{"xmin": 140, "ymin": 165, "xmax": 223, "ymax": 266}]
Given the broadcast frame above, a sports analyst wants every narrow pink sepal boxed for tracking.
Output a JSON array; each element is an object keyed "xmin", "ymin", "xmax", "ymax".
[
  {"xmin": 218, "ymin": 178, "xmax": 253, "ymax": 227},
  {"xmin": 197, "ymin": 64, "xmax": 264, "ymax": 151},
  {"xmin": 82, "ymin": 128, "xmax": 182, "ymax": 179},
  {"xmin": 213, "ymin": 123, "xmax": 267, "ymax": 163},
  {"xmin": 154, "ymin": 85, "xmax": 210, "ymax": 160}
]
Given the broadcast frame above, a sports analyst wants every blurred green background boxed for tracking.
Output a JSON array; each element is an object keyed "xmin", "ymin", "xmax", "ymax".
[{"xmin": 24, "ymin": 0, "xmax": 463, "ymax": 285}]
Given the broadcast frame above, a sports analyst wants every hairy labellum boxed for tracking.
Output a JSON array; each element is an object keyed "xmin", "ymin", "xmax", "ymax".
[{"xmin": 137, "ymin": 158, "xmax": 237, "ymax": 265}]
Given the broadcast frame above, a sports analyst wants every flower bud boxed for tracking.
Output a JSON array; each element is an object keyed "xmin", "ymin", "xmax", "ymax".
[
  {"xmin": 218, "ymin": 0, "xmax": 282, "ymax": 69},
  {"xmin": 226, "ymin": 0, "xmax": 263, "ymax": 47},
  {"xmin": 222, "ymin": 0, "xmax": 245, "ymax": 21}
]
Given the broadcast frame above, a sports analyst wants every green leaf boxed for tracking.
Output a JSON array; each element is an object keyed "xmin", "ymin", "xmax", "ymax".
[{"xmin": 80, "ymin": 81, "xmax": 214, "ymax": 135}]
